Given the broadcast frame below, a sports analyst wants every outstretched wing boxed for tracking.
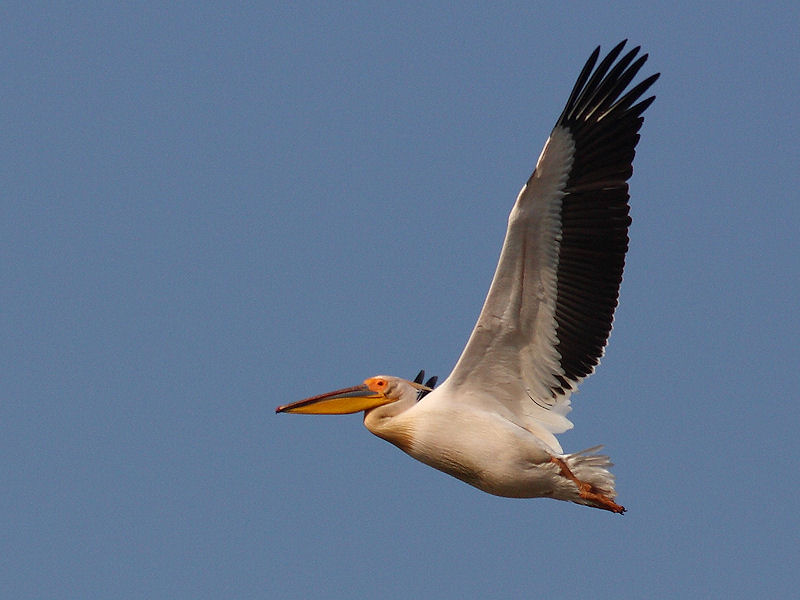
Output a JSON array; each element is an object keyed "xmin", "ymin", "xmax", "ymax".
[{"xmin": 436, "ymin": 41, "xmax": 658, "ymax": 450}]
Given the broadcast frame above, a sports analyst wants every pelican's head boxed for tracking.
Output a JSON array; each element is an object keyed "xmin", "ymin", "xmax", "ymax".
[{"xmin": 275, "ymin": 375, "xmax": 430, "ymax": 416}]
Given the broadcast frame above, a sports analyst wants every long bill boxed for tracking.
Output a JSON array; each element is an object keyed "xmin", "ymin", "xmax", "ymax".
[{"xmin": 275, "ymin": 384, "xmax": 393, "ymax": 415}]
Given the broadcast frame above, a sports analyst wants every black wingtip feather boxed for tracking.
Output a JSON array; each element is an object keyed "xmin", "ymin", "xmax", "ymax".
[
  {"xmin": 549, "ymin": 42, "xmax": 657, "ymax": 392},
  {"xmin": 413, "ymin": 370, "xmax": 438, "ymax": 400}
]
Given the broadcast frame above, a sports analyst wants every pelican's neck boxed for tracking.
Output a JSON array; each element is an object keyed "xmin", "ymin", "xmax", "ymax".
[{"xmin": 363, "ymin": 396, "xmax": 417, "ymax": 452}]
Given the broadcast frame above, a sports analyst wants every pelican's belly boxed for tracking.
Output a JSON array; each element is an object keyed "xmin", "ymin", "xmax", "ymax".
[{"xmin": 399, "ymin": 406, "xmax": 561, "ymax": 498}]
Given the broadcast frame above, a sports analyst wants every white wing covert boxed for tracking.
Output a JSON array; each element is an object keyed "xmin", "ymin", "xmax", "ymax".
[{"xmin": 438, "ymin": 41, "xmax": 659, "ymax": 450}]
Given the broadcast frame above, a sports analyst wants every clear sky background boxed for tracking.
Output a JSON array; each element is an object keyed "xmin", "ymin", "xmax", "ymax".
[{"xmin": 3, "ymin": 3, "xmax": 799, "ymax": 599}]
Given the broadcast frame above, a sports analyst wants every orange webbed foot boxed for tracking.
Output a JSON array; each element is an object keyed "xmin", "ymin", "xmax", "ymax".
[{"xmin": 550, "ymin": 456, "xmax": 626, "ymax": 514}]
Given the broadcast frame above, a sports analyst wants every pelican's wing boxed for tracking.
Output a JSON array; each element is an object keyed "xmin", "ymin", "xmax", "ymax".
[{"xmin": 439, "ymin": 41, "xmax": 658, "ymax": 448}]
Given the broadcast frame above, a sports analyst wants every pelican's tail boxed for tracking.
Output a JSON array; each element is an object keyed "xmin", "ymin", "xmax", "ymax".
[{"xmin": 554, "ymin": 446, "xmax": 625, "ymax": 513}]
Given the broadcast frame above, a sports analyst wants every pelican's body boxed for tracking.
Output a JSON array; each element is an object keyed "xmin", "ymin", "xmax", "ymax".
[
  {"xmin": 277, "ymin": 41, "xmax": 659, "ymax": 513},
  {"xmin": 361, "ymin": 376, "xmax": 617, "ymax": 507},
  {"xmin": 366, "ymin": 381, "xmax": 568, "ymax": 498}
]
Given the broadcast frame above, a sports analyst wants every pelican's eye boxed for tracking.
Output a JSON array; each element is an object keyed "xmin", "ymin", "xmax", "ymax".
[{"xmin": 366, "ymin": 378, "xmax": 388, "ymax": 393}]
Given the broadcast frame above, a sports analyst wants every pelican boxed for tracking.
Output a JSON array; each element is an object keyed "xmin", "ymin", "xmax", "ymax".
[{"xmin": 277, "ymin": 41, "xmax": 658, "ymax": 513}]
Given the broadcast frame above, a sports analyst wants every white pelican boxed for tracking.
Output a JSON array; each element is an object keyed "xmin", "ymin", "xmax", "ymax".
[{"xmin": 277, "ymin": 41, "xmax": 658, "ymax": 513}]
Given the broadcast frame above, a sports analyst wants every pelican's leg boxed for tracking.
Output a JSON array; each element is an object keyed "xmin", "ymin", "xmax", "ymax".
[{"xmin": 550, "ymin": 456, "xmax": 626, "ymax": 514}]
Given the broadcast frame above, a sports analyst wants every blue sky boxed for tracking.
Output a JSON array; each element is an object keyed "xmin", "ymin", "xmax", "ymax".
[{"xmin": 3, "ymin": 3, "xmax": 799, "ymax": 599}]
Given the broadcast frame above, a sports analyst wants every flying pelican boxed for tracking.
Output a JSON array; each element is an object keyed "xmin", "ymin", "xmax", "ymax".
[{"xmin": 277, "ymin": 41, "xmax": 658, "ymax": 513}]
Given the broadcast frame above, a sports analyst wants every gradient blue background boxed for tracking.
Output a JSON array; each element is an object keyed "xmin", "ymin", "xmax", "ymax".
[{"xmin": 3, "ymin": 3, "xmax": 798, "ymax": 598}]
